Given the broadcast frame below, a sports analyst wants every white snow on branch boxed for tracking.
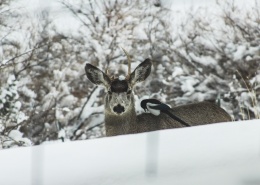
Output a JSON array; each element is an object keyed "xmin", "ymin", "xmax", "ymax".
[{"xmin": 80, "ymin": 87, "xmax": 104, "ymax": 120}]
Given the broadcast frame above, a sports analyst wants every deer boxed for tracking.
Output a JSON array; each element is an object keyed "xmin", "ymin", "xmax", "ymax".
[{"xmin": 85, "ymin": 58, "xmax": 232, "ymax": 136}]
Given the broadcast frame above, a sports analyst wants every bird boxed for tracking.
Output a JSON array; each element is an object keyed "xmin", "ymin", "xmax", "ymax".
[{"xmin": 141, "ymin": 99, "xmax": 190, "ymax": 127}]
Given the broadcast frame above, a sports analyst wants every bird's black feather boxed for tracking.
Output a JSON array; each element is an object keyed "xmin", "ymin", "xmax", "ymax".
[
  {"xmin": 149, "ymin": 104, "xmax": 171, "ymax": 111},
  {"xmin": 141, "ymin": 99, "xmax": 161, "ymax": 112}
]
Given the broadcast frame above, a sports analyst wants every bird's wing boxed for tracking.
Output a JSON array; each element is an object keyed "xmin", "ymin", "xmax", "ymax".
[{"xmin": 149, "ymin": 103, "xmax": 171, "ymax": 111}]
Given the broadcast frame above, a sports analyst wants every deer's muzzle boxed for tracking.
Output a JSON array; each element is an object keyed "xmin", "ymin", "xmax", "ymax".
[{"xmin": 113, "ymin": 104, "xmax": 125, "ymax": 114}]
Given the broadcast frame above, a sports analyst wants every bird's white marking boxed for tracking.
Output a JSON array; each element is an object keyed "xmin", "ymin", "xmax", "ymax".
[{"xmin": 147, "ymin": 103, "xmax": 161, "ymax": 116}]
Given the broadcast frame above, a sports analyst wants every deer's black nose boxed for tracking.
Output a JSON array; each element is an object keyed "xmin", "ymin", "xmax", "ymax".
[{"xmin": 113, "ymin": 104, "xmax": 125, "ymax": 114}]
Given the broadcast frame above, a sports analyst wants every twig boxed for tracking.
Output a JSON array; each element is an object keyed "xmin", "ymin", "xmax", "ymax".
[
  {"xmin": 77, "ymin": 86, "xmax": 98, "ymax": 120},
  {"xmin": 86, "ymin": 122, "xmax": 104, "ymax": 132},
  {"xmin": 0, "ymin": 43, "xmax": 48, "ymax": 69}
]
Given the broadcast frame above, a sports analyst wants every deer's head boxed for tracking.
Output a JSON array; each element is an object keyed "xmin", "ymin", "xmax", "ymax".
[{"xmin": 85, "ymin": 59, "xmax": 152, "ymax": 115}]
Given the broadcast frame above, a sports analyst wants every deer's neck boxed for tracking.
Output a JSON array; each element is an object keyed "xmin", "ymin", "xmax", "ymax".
[{"xmin": 105, "ymin": 107, "xmax": 137, "ymax": 136}]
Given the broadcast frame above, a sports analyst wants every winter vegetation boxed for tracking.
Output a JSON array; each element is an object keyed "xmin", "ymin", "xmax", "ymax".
[{"xmin": 0, "ymin": 0, "xmax": 260, "ymax": 148}]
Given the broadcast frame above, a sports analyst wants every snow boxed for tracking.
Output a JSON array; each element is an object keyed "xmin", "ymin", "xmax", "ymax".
[
  {"xmin": 16, "ymin": 110, "xmax": 28, "ymax": 124},
  {"xmin": 8, "ymin": 130, "xmax": 32, "ymax": 147},
  {"xmin": 133, "ymin": 25, "xmax": 148, "ymax": 40},
  {"xmin": 180, "ymin": 76, "xmax": 199, "ymax": 95},
  {"xmin": 7, "ymin": 74, "xmax": 15, "ymax": 84},
  {"xmin": 20, "ymin": 86, "xmax": 37, "ymax": 99},
  {"xmin": 58, "ymin": 129, "xmax": 65, "ymax": 139},
  {"xmin": 171, "ymin": 66, "xmax": 184, "ymax": 78},
  {"xmin": 119, "ymin": 75, "xmax": 126, "ymax": 81},
  {"xmin": 233, "ymin": 45, "xmax": 247, "ymax": 61},
  {"xmin": 0, "ymin": 120, "xmax": 260, "ymax": 185},
  {"xmin": 189, "ymin": 53, "xmax": 217, "ymax": 66}
]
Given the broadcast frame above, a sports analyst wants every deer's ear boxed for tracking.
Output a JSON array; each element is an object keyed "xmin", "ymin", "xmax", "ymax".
[
  {"xmin": 85, "ymin": 63, "xmax": 111, "ymax": 88},
  {"xmin": 129, "ymin": 58, "xmax": 152, "ymax": 86}
]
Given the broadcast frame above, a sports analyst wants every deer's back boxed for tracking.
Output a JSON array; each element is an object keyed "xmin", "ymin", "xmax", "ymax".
[{"xmin": 135, "ymin": 101, "xmax": 231, "ymax": 133}]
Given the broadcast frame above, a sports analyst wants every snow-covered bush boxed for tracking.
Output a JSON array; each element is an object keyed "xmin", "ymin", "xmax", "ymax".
[
  {"xmin": 125, "ymin": 1, "xmax": 260, "ymax": 121},
  {"xmin": 164, "ymin": 1, "xmax": 260, "ymax": 120},
  {"xmin": 0, "ymin": 75, "xmax": 31, "ymax": 148}
]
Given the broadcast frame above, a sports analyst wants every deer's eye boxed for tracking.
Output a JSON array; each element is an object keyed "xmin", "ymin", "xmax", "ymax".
[
  {"xmin": 108, "ymin": 90, "xmax": 112, "ymax": 95},
  {"xmin": 127, "ymin": 90, "xmax": 132, "ymax": 94}
]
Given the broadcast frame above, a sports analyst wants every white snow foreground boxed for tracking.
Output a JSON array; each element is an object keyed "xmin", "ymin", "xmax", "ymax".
[{"xmin": 0, "ymin": 120, "xmax": 260, "ymax": 185}]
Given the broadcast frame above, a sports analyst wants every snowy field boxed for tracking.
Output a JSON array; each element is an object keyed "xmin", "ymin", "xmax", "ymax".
[{"xmin": 0, "ymin": 119, "xmax": 260, "ymax": 185}]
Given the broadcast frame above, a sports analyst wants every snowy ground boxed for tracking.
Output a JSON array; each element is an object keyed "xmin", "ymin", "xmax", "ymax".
[{"xmin": 0, "ymin": 119, "xmax": 260, "ymax": 185}]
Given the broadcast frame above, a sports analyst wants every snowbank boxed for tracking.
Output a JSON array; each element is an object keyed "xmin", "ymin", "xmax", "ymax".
[{"xmin": 0, "ymin": 119, "xmax": 260, "ymax": 185}]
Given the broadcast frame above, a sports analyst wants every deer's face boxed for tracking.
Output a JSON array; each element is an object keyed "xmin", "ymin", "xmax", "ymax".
[
  {"xmin": 105, "ymin": 79, "xmax": 133, "ymax": 115},
  {"xmin": 85, "ymin": 59, "xmax": 152, "ymax": 115}
]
